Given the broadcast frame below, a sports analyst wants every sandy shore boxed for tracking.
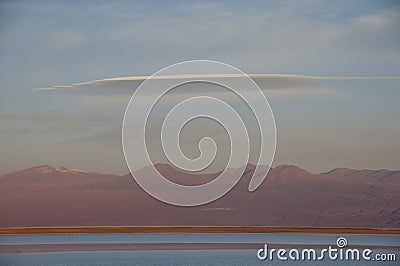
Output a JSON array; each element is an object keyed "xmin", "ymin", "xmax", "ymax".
[{"xmin": 0, "ymin": 226, "xmax": 399, "ymax": 235}]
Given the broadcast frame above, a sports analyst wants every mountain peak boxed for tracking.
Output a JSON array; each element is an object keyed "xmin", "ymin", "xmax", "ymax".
[
  {"xmin": 273, "ymin": 164, "xmax": 310, "ymax": 173},
  {"xmin": 322, "ymin": 167, "xmax": 354, "ymax": 175},
  {"xmin": 267, "ymin": 164, "xmax": 313, "ymax": 183},
  {"xmin": 2, "ymin": 165, "xmax": 93, "ymax": 178},
  {"xmin": 24, "ymin": 165, "xmax": 59, "ymax": 174}
]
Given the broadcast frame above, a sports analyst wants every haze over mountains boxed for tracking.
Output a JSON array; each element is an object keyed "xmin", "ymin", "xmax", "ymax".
[{"xmin": 0, "ymin": 164, "xmax": 399, "ymax": 228}]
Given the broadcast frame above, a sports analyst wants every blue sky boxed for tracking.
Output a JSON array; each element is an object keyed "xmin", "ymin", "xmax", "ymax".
[{"xmin": 0, "ymin": 1, "xmax": 399, "ymax": 175}]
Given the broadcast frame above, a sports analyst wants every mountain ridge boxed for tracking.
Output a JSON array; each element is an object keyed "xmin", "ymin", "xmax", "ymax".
[
  {"xmin": 0, "ymin": 163, "xmax": 399, "ymax": 228},
  {"xmin": 3, "ymin": 163, "xmax": 399, "ymax": 179}
]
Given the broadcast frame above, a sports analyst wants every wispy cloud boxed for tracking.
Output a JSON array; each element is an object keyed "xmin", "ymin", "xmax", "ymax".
[
  {"xmin": 34, "ymin": 74, "xmax": 400, "ymax": 99},
  {"xmin": 34, "ymin": 73, "xmax": 400, "ymax": 91}
]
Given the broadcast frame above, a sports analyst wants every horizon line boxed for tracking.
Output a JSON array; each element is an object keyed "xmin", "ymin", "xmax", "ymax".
[{"xmin": 3, "ymin": 162, "xmax": 399, "ymax": 178}]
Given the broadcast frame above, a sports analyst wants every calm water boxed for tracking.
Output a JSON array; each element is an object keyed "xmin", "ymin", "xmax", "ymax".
[
  {"xmin": 1, "ymin": 234, "xmax": 399, "ymax": 265},
  {"xmin": 1, "ymin": 233, "xmax": 399, "ymax": 245},
  {"xmin": 1, "ymin": 250, "xmax": 399, "ymax": 266}
]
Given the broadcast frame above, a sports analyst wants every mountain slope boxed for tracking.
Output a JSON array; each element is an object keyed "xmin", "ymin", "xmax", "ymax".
[{"xmin": 0, "ymin": 164, "xmax": 399, "ymax": 227}]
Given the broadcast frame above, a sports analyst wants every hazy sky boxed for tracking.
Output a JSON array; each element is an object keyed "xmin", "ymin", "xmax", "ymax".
[{"xmin": 0, "ymin": 0, "xmax": 399, "ymax": 175}]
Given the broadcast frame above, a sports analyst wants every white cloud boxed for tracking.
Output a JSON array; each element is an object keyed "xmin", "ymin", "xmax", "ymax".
[{"xmin": 34, "ymin": 73, "xmax": 399, "ymax": 100}]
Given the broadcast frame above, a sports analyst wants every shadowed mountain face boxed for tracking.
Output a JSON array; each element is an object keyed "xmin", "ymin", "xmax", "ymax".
[{"xmin": 0, "ymin": 164, "xmax": 399, "ymax": 227}]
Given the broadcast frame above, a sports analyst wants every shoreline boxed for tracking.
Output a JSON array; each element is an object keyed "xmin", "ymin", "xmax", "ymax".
[
  {"xmin": 1, "ymin": 243, "xmax": 400, "ymax": 254},
  {"xmin": 1, "ymin": 226, "xmax": 399, "ymax": 235}
]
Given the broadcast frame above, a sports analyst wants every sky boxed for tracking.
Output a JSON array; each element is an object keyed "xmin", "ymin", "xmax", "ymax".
[{"xmin": 0, "ymin": 0, "xmax": 399, "ymax": 175}]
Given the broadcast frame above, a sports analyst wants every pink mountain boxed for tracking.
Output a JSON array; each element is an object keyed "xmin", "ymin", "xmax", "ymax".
[{"xmin": 0, "ymin": 164, "xmax": 399, "ymax": 227}]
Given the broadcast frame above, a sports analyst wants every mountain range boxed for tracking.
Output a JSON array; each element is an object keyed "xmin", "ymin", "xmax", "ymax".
[{"xmin": 0, "ymin": 164, "xmax": 399, "ymax": 228}]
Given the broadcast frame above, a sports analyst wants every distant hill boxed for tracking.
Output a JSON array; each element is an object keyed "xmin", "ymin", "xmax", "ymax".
[{"xmin": 0, "ymin": 164, "xmax": 399, "ymax": 227}]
